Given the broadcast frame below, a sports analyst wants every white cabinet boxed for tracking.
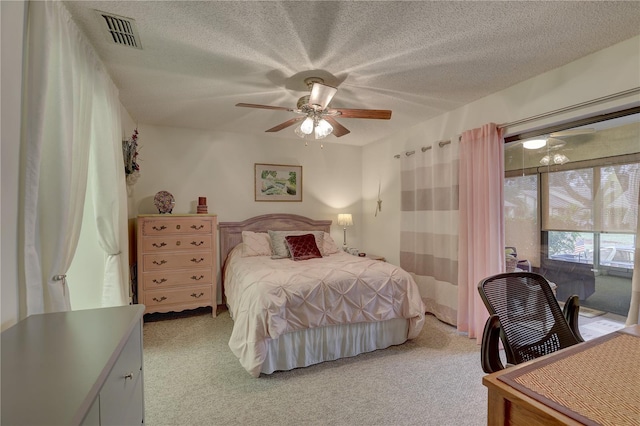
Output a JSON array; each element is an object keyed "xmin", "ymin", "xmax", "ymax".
[{"xmin": 1, "ymin": 305, "xmax": 145, "ymax": 425}]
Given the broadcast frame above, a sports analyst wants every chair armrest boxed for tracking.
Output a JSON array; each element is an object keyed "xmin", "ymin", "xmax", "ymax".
[
  {"xmin": 563, "ymin": 295, "xmax": 584, "ymax": 342},
  {"xmin": 481, "ymin": 314, "xmax": 505, "ymax": 374}
]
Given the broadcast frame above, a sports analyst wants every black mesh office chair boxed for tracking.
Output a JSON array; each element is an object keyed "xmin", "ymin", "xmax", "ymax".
[{"xmin": 478, "ymin": 272, "xmax": 584, "ymax": 374}]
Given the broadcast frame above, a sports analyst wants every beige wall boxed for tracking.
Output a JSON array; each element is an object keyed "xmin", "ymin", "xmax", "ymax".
[
  {"xmin": 126, "ymin": 124, "xmax": 364, "ymax": 301},
  {"xmin": 362, "ymin": 36, "xmax": 640, "ymax": 266}
]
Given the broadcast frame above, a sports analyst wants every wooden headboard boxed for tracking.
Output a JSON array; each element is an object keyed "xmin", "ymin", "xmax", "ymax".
[{"xmin": 218, "ymin": 213, "xmax": 332, "ymax": 268}]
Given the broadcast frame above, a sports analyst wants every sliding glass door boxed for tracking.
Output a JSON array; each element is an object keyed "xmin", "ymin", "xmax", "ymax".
[{"xmin": 505, "ymin": 110, "xmax": 639, "ymax": 317}]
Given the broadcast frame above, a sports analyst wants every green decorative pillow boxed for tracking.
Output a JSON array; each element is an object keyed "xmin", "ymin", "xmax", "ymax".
[{"xmin": 268, "ymin": 230, "xmax": 324, "ymax": 258}]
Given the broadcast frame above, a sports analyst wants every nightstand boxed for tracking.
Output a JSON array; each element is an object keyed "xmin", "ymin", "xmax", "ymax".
[{"xmin": 365, "ymin": 254, "xmax": 386, "ymax": 262}]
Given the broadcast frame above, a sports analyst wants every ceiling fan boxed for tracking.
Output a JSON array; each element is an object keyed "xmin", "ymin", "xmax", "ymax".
[
  {"xmin": 235, "ymin": 77, "xmax": 392, "ymax": 140},
  {"xmin": 522, "ymin": 128, "xmax": 596, "ymax": 149},
  {"xmin": 522, "ymin": 128, "xmax": 595, "ymax": 165}
]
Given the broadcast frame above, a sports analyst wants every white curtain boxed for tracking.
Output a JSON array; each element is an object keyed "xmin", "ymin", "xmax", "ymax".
[
  {"xmin": 400, "ymin": 141, "xmax": 460, "ymax": 326},
  {"xmin": 21, "ymin": 1, "xmax": 126, "ymax": 314},
  {"xmin": 89, "ymin": 72, "xmax": 129, "ymax": 306}
]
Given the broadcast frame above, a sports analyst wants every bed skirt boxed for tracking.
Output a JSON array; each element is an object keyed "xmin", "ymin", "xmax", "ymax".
[{"xmin": 261, "ymin": 318, "xmax": 410, "ymax": 374}]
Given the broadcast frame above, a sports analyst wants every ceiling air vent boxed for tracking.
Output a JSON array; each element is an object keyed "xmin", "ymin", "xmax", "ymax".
[{"xmin": 96, "ymin": 10, "xmax": 142, "ymax": 49}]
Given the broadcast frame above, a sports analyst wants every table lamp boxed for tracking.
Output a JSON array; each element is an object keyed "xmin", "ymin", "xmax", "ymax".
[{"xmin": 337, "ymin": 213, "xmax": 353, "ymax": 247}]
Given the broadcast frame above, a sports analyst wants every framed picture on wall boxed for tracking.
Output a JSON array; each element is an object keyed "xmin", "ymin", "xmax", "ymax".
[{"xmin": 254, "ymin": 163, "xmax": 302, "ymax": 202}]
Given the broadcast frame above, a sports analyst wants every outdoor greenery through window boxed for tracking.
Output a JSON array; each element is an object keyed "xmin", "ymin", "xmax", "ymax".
[{"xmin": 544, "ymin": 164, "xmax": 638, "ymax": 272}]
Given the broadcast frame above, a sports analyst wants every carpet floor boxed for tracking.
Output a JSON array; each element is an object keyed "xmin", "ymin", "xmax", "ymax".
[{"xmin": 142, "ymin": 310, "xmax": 487, "ymax": 426}]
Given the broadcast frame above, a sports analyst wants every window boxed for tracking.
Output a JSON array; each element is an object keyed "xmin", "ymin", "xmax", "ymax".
[
  {"xmin": 542, "ymin": 163, "xmax": 638, "ymax": 271},
  {"xmin": 505, "ymin": 175, "xmax": 539, "ymax": 267}
]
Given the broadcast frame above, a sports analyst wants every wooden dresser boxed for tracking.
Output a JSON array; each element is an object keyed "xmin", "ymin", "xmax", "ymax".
[
  {"xmin": 1, "ymin": 305, "xmax": 145, "ymax": 425},
  {"xmin": 137, "ymin": 214, "xmax": 217, "ymax": 317}
]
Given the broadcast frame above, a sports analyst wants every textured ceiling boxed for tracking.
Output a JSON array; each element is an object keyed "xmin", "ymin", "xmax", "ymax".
[{"xmin": 63, "ymin": 1, "xmax": 640, "ymax": 146}]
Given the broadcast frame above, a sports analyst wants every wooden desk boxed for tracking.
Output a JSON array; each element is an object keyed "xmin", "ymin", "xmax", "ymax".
[{"xmin": 483, "ymin": 325, "xmax": 640, "ymax": 426}]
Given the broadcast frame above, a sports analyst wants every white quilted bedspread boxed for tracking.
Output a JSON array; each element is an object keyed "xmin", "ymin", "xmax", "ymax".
[{"xmin": 225, "ymin": 245, "xmax": 425, "ymax": 376}]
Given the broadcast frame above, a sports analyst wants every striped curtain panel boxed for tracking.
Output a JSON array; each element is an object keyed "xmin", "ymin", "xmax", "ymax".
[{"xmin": 400, "ymin": 142, "xmax": 460, "ymax": 326}]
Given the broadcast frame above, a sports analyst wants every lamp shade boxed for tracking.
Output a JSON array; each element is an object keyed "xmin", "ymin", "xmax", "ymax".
[
  {"xmin": 337, "ymin": 213, "xmax": 353, "ymax": 227},
  {"xmin": 314, "ymin": 119, "xmax": 333, "ymax": 139},
  {"xmin": 300, "ymin": 117, "xmax": 314, "ymax": 135}
]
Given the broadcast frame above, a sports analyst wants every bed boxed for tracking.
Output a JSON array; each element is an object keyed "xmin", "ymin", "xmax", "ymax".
[{"xmin": 218, "ymin": 214, "xmax": 425, "ymax": 377}]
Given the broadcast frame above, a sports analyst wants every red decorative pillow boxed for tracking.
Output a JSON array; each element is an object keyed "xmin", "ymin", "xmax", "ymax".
[{"xmin": 284, "ymin": 234, "xmax": 323, "ymax": 261}]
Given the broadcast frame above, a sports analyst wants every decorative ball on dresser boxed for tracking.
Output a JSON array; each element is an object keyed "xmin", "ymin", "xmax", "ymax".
[{"xmin": 153, "ymin": 190, "xmax": 175, "ymax": 214}]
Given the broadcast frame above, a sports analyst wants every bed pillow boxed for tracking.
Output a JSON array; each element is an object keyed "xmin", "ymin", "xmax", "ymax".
[
  {"xmin": 268, "ymin": 230, "xmax": 325, "ymax": 258},
  {"xmin": 241, "ymin": 231, "xmax": 272, "ymax": 257},
  {"xmin": 322, "ymin": 232, "xmax": 341, "ymax": 255},
  {"xmin": 284, "ymin": 234, "xmax": 323, "ymax": 261}
]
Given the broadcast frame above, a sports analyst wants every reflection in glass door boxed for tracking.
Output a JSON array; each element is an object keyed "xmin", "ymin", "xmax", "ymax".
[{"xmin": 504, "ymin": 111, "xmax": 639, "ymax": 317}]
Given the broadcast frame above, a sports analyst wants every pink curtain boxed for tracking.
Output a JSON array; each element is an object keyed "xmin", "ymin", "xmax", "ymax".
[{"xmin": 457, "ymin": 123, "xmax": 505, "ymax": 341}]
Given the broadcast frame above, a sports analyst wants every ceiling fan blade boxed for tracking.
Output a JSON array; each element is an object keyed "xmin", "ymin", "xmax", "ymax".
[
  {"xmin": 324, "ymin": 116, "xmax": 350, "ymax": 137},
  {"xmin": 236, "ymin": 103, "xmax": 294, "ymax": 112},
  {"xmin": 331, "ymin": 108, "xmax": 392, "ymax": 120},
  {"xmin": 309, "ymin": 83, "xmax": 338, "ymax": 109},
  {"xmin": 265, "ymin": 117, "xmax": 304, "ymax": 132},
  {"xmin": 550, "ymin": 128, "xmax": 595, "ymax": 137},
  {"xmin": 545, "ymin": 138, "xmax": 567, "ymax": 150}
]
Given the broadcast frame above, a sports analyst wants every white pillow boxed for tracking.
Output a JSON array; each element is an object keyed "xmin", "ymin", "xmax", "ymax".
[
  {"xmin": 241, "ymin": 231, "xmax": 272, "ymax": 257},
  {"xmin": 268, "ymin": 230, "xmax": 325, "ymax": 258},
  {"xmin": 322, "ymin": 232, "xmax": 341, "ymax": 255}
]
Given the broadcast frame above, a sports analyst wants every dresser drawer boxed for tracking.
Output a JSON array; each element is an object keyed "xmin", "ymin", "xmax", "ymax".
[
  {"xmin": 141, "ymin": 218, "xmax": 212, "ymax": 236},
  {"xmin": 142, "ymin": 269, "xmax": 213, "ymax": 289},
  {"xmin": 141, "ymin": 234, "xmax": 212, "ymax": 253},
  {"xmin": 144, "ymin": 285, "xmax": 212, "ymax": 308},
  {"xmin": 143, "ymin": 251, "xmax": 213, "ymax": 271}
]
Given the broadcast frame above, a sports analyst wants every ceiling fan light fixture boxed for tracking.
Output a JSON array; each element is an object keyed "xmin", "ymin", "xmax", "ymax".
[
  {"xmin": 523, "ymin": 138, "xmax": 547, "ymax": 150},
  {"xmin": 315, "ymin": 118, "xmax": 333, "ymax": 139},
  {"xmin": 540, "ymin": 153, "xmax": 570, "ymax": 165},
  {"xmin": 540, "ymin": 155, "xmax": 551, "ymax": 166},
  {"xmin": 553, "ymin": 153, "xmax": 570, "ymax": 165},
  {"xmin": 300, "ymin": 117, "xmax": 314, "ymax": 135},
  {"xmin": 294, "ymin": 126, "xmax": 305, "ymax": 138}
]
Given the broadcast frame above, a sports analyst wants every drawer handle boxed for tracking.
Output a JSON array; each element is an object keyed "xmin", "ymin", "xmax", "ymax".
[
  {"xmin": 191, "ymin": 257, "xmax": 205, "ymax": 264},
  {"xmin": 176, "ymin": 224, "xmax": 181, "ymax": 230},
  {"xmin": 191, "ymin": 292, "xmax": 204, "ymax": 299},
  {"xmin": 152, "ymin": 225, "xmax": 167, "ymax": 231},
  {"xmin": 191, "ymin": 275, "xmax": 204, "ymax": 281},
  {"xmin": 152, "ymin": 242, "xmax": 167, "ymax": 248},
  {"xmin": 176, "ymin": 241, "xmax": 181, "ymax": 246},
  {"xmin": 191, "ymin": 241, "xmax": 204, "ymax": 247},
  {"xmin": 152, "ymin": 260, "xmax": 168, "ymax": 266},
  {"xmin": 123, "ymin": 372, "xmax": 134, "ymax": 380},
  {"xmin": 152, "ymin": 278, "xmax": 167, "ymax": 284},
  {"xmin": 191, "ymin": 224, "xmax": 204, "ymax": 230},
  {"xmin": 153, "ymin": 296, "xmax": 167, "ymax": 302}
]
